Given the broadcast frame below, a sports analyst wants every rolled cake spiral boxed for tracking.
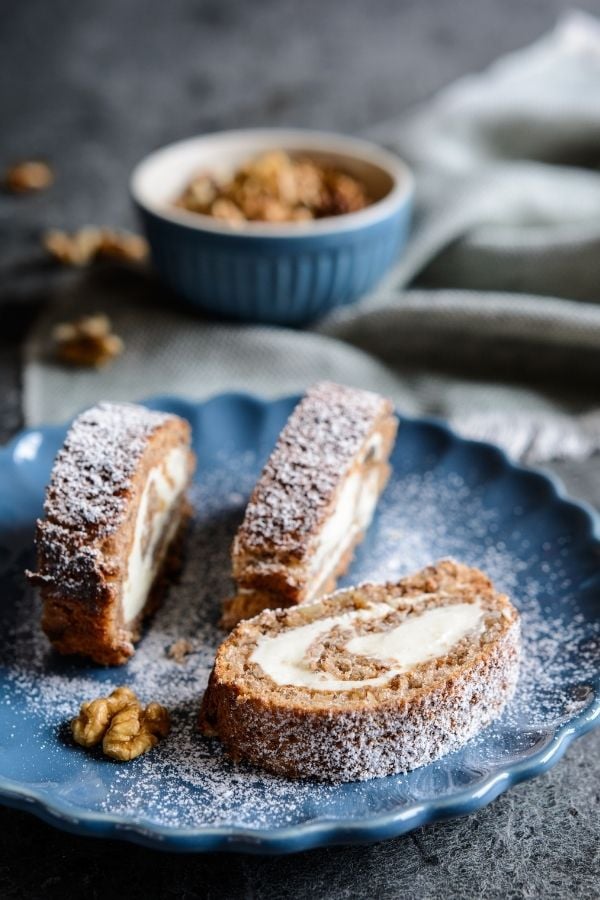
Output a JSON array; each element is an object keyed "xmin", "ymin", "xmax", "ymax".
[
  {"xmin": 223, "ymin": 381, "xmax": 398, "ymax": 628},
  {"xmin": 200, "ymin": 560, "xmax": 521, "ymax": 782},
  {"xmin": 27, "ymin": 402, "xmax": 196, "ymax": 665}
]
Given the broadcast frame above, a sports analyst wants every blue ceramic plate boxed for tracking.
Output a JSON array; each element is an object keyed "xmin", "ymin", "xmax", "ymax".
[{"xmin": 0, "ymin": 394, "xmax": 598, "ymax": 854}]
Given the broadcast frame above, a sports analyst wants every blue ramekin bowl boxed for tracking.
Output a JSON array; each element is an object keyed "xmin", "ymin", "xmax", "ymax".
[{"xmin": 131, "ymin": 129, "xmax": 413, "ymax": 325}]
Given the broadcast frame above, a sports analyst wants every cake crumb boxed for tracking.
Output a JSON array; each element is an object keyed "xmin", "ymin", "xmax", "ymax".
[{"xmin": 167, "ymin": 638, "xmax": 194, "ymax": 663}]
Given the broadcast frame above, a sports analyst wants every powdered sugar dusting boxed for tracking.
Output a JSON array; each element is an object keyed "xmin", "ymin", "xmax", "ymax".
[
  {"xmin": 43, "ymin": 401, "xmax": 172, "ymax": 533},
  {"xmin": 1, "ymin": 443, "xmax": 598, "ymax": 831},
  {"xmin": 237, "ymin": 381, "xmax": 392, "ymax": 555}
]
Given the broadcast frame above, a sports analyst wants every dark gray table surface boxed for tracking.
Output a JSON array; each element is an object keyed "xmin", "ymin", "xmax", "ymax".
[{"xmin": 1, "ymin": 1, "xmax": 599, "ymax": 897}]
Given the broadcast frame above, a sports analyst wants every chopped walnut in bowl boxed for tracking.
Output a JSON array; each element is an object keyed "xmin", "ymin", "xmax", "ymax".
[
  {"xmin": 174, "ymin": 150, "xmax": 371, "ymax": 225},
  {"xmin": 131, "ymin": 128, "xmax": 413, "ymax": 324}
]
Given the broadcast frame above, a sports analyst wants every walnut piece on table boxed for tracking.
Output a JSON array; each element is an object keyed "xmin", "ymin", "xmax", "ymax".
[
  {"xmin": 95, "ymin": 229, "xmax": 149, "ymax": 263},
  {"xmin": 52, "ymin": 313, "xmax": 124, "ymax": 368},
  {"xmin": 43, "ymin": 226, "xmax": 148, "ymax": 266},
  {"xmin": 71, "ymin": 686, "xmax": 170, "ymax": 762},
  {"xmin": 5, "ymin": 160, "xmax": 54, "ymax": 193},
  {"xmin": 44, "ymin": 227, "xmax": 101, "ymax": 267}
]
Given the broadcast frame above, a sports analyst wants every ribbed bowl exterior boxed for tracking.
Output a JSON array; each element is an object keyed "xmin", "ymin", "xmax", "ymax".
[{"xmin": 137, "ymin": 201, "xmax": 412, "ymax": 325}]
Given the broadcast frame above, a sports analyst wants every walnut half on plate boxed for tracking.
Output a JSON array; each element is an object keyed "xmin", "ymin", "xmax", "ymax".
[{"xmin": 71, "ymin": 686, "xmax": 170, "ymax": 762}]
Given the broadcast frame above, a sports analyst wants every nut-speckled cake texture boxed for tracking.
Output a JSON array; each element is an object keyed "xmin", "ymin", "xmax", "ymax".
[{"xmin": 202, "ymin": 559, "xmax": 521, "ymax": 782}]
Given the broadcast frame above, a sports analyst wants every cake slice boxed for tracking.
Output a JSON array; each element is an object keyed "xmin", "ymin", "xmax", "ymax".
[
  {"xmin": 27, "ymin": 402, "xmax": 195, "ymax": 665},
  {"xmin": 222, "ymin": 382, "xmax": 398, "ymax": 628},
  {"xmin": 200, "ymin": 560, "xmax": 521, "ymax": 782}
]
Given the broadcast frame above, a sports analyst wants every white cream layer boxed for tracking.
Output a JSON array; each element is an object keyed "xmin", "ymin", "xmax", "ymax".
[
  {"xmin": 305, "ymin": 433, "xmax": 384, "ymax": 600},
  {"xmin": 121, "ymin": 446, "xmax": 188, "ymax": 623},
  {"xmin": 236, "ymin": 468, "xmax": 380, "ymax": 603},
  {"xmin": 250, "ymin": 600, "xmax": 484, "ymax": 691}
]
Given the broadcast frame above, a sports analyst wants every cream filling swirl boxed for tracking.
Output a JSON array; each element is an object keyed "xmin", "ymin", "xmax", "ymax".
[
  {"xmin": 250, "ymin": 600, "xmax": 484, "ymax": 691},
  {"xmin": 304, "ymin": 432, "xmax": 384, "ymax": 600}
]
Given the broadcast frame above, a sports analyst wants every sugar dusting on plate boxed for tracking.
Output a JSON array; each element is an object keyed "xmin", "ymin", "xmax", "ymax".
[{"xmin": 1, "ymin": 452, "xmax": 598, "ymax": 831}]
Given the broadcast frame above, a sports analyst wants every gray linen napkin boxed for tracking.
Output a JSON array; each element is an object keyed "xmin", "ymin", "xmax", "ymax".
[{"xmin": 24, "ymin": 12, "xmax": 600, "ymax": 464}]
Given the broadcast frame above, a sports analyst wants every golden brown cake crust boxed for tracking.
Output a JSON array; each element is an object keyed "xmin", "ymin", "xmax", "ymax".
[
  {"xmin": 27, "ymin": 402, "xmax": 195, "ymax": 665},
  {"xmin": 224, "ymin": 382, "xmax": 398, "ymax": 627},
  {"xmin": 201, "ymin": 560, "xmax": 521, "ymax": 782}
]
